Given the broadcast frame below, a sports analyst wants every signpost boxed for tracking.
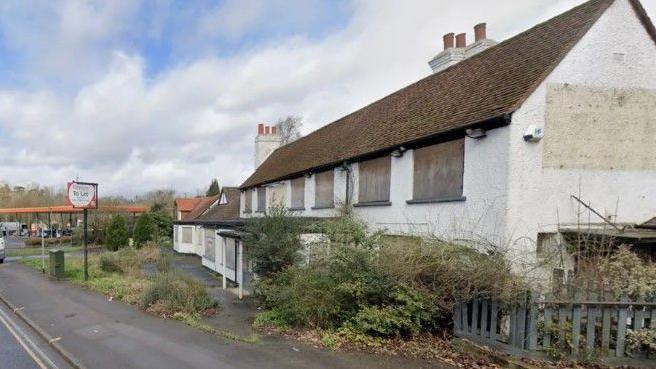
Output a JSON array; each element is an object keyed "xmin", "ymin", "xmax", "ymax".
[{"xmin": 67, "ymin": 181, "xmax": 98, "ymax": 281}]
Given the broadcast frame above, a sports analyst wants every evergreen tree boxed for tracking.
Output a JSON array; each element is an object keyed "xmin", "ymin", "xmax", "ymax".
[
  {"xmin": 133, "ymin": 213, "xmax": 156, "ymax": 248},
  {"xmin": 106, "ymin": 215, "xmax": 129, "ymax": 251},
  {"xmin": 206, "ymin": 179, "xmax": 220, "ymax": 197}
]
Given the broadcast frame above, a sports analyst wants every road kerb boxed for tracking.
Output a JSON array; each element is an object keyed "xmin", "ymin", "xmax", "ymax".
[{"xmin": 0, "ymin": 290, "xmax": 87, "ymax": 369}]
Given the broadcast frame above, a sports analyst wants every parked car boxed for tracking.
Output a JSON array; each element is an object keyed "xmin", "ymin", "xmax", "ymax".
[{"xmin": 0, "ymin": 237, "xmax": 5, "ymax": 263}]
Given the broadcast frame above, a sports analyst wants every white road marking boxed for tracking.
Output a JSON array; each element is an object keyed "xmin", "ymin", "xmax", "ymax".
[{"xmin": 0, "ymin": 305, "xmax": 60, "ymax": 369}]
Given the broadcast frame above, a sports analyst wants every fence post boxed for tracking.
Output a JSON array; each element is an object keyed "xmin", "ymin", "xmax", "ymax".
[
  {"xmin": 616, "ymin": 296, "xmax": 628, "ymax": 357},
  {"xmin": 543, "ymin": 306, "xmax": 552, "ymax": 349},
  {"xmin": 454, "ymin": 302, "xmax": 461, "ymax": 334},
  {"xmin": 516, "ymin": 297, "xmax": 527, "ymax": 349},
  {"xmin": 651, "ymin": 300, "xmax": 656, "ymax": 329},
  {"xmin": 572, "ymin": 296, "xmax": 582, "ymax": 355},
  {"xmin": 586, "ymin": 303, "xmax": 597, "ymax": 351},
  {"xmin": 481, "ymin": 300, "xmax": 489, "ymax": 339},
  {"xmin": 558, "ymin": 304, "xmax": 568, "ymax": 352},
  {"xmin": 490, "ymin": 302, "xmax": 498, "ymax": 341},
  {"xmin": 472, "ymin": 300, "xmax": 479, "ymax": 335},
  {"xmin": 527, "ymin": 292, "xmax": 538, "ymax": 350},
  {"xmin": 601, "ymin": 305, "xmax": 611, "ymax": 355}
]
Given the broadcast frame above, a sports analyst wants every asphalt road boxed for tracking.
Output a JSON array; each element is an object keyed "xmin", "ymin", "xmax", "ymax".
[{"xmin": 0, "ymin": 296, "xmax": 71, "ymax": 369}]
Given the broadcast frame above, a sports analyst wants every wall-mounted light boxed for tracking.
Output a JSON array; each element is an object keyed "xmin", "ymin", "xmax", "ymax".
[
  {"xmin": 304, "ymin": 172, "xmax": 312, "ymax": 178},
  {"xmin": 391, "ymin": 146, "xmax": 407, "ymax": 157},
  {"xmin": 339, "ymin": 162, "xmax": 350, "ymax": 172},
  {"xmin": 465, "ymin": 128, "xmax": 487, "ymax": 139}
]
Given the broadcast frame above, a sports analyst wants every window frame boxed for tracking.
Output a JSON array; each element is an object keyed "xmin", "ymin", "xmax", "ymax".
[
  {"xmin": 290, "ymin": 177, "xmax": 305, "ymax": 210},
  {"xmin": 356, "ymin": 156, "xmax": 392, "ymax": 206},
  {"xmin": 244, "ymin": 190, "xmax": 253, "ymax": 213},
  {"xmin": 256, "ymin": 187, "xmax": 266, "ymax": 212},
  {"xmin": 313, "ymin": 170, "xmax": 335, "ymax": 209},
  {"xmin": 408, "ymin": 139, "xmax": 466, "ymax": 204}
]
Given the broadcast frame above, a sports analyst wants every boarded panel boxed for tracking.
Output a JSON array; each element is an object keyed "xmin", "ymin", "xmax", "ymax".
[
  {"xmin": 314, "ymin": 170, "xmax": 334, "ymax": 207},
  {"xmin": 413, "ymin": 139, "xmax": 464, "ymax": 200},
  {"xmin": 257, "ymin": 187, "xmax": 266, "ymax": 212},
  {"xmin": 204, "ymin": 229, "xmax": 215, "ymax": 260},
  {"xmin": 358, "ymin": 156, "xmax": 391, "ymax": 203},
  {"xmin": 544, "ymin": 84, "xmax": 656, "ymax": 170},
  {"xmin": 291, "ymin": 177, "xmax": 305, "ymax": 208},
  {"xmin": 244, "ymin": 190, "xmax": 252, "ymax": 212},
  {"xmin": 182, "ymin": 226, "xmax": 192, "ymax": 243},
  {"xmin": 268, "ymin": 184, "xmax": 286, "ymax": 207}
]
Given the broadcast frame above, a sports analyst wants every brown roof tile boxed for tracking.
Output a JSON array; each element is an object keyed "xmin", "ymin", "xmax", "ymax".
[
  {"xmin": 184, "ymin": 195, "xmax": 219, "ymax": 220},
  {"xmin": 241, "ymin": 0, "xmax": 617, "ymax": 189},
  {"xmin": 196, "ymin": 187, "xmax": 241, "ymax": 222}
]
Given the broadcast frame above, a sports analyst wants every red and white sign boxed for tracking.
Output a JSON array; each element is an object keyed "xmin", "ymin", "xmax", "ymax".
[{"xmin": 67, "ymin": 181, "xmax": 98, "ymax": 209}]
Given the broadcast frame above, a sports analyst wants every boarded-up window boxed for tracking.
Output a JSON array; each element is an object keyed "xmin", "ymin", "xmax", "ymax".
[
  {"xmin": 226, "ymin": 238, "xmax": 236, "ymax": 270},
  {"xmin": 291, "ymin": 177, "xmax": 305, "ymax": 209},
  {"xmin": 358, "ymin": 156, "xmax": 391, "ymax": 203},
  {"xmin": 182, "ymin": 226, "xmax": 193, "ymax": 243},
  {"xmin": 174, "ymin": 226, "xmax": 178, "ymax": 242},
  {"xmin": 204, "ymin": 230, "xmax": 215, "ymax": 261},
  {"xmin": 257, "ymin": 187, "xmax": 266, "ymax": 212},
  {"xmin": 314, "ymin": 170, "xmax": 334, "ymax": 208},
  {"xmin": 244, "ymin": 190, "xmax": 252, "ymax": 212},
  {"xmin": 413, "ymin": 139, "xmax": 464, "ymax": 200}
]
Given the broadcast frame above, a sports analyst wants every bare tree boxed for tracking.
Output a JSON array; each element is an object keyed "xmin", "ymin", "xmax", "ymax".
[{"xmin": 275, "ymin": 116, "xmax": 303, "ymax": 145}]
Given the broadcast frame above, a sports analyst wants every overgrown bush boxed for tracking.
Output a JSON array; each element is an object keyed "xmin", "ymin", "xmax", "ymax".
[
  {"xmin": 379, "ymin": 240, "xmax": 527, "ymax": 310},
  {"xmin": 98, "ymin": 244, "xmax": 160, "ymax": 275},
  {"xmin": 105, "ymin": 214, "xmax": 129, "ymax": 251},
  {"xmin": 626, "ymin": 328, "xmax": 656, "ymax": 358},
  {"xmin": 150, "ymin": 211, "xmax": 173, "ymax": 238},
  {"xmin": 244, "ymin": 205, "xmax": 304, "ymax": 278},
  {"xmin": 139, "ymin": 269, "xmax": 215, "ymax": 315},
  {"xmin": 596, "ymin": 246, "xmax": 656, "ymax": 298},
  {"xmin": 133, "ymin": 213, "xmax": 156, "ymax": 248},
  {"xmin": 254, "ymin": 214, "xmax": 524, "ymax": 340}
]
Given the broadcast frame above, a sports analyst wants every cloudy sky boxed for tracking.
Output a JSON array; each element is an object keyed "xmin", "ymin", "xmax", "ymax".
[{"xmin": 0, "ymin": 0, "xmax": 653, "ymax": 196}]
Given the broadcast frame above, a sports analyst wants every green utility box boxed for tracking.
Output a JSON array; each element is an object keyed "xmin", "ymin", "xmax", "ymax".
[{"xmin": 49, "ymin": 249, "xmax": 65, "ymax": 279}]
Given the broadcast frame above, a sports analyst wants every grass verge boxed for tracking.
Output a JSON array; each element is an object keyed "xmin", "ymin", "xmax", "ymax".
[{"xmin": 7, "ymin": 245, "xmax": 85, "ymax": 257}]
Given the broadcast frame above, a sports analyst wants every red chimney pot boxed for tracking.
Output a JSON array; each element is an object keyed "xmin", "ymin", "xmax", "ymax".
[
  {"xmin": 474, "ymin": 23, "xmax": 487, "ymax": 42},
  {"xmin": 455, "ymin": 33, "xmax": 467, "ymax": 48},
  {"xmin": 443, "ymin": 33, "xmax": 454, "ymax": 50},
  {"xmin": 257, "ymin": 123, "xmax": 265, "ymax": 135}
]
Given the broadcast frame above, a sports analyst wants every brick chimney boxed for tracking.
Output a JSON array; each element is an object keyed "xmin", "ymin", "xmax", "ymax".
[
  {"xmin": 455, "ymin": 33, "xmax": 466, "ymax": 48},
  {"xmin": 474, "ymin": 23, "xmax": 487, "ymax": 42},
  {"xmin": 443, "ymin": 33, "xmax": 454, "ymax": 50},
  {"xmin": 428, "ymin": 23, "xmax": 497, "ymax": 74},
  {"xmin": 254, "ymin": 123, "xmax": 282, "ymax": 169}
]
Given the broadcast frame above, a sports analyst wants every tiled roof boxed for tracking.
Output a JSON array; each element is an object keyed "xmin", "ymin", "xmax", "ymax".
[
  {"xmin": 184, "ymin": 195, "xmax": 219, "ymax": 220},
  {"xmin": 637, "ymin": 217, "xmax": 656, "ymax": 230},
  {"xmin": 241, "ymin": 0, "xmax": 618, "ymax": 189},
  {"xmin": 196, "ymin": 187, "xmax": 241, "ymax": 223},
  {"xmin": 174, "ymin": 198, "xmax": 203, "ymax": 212}
]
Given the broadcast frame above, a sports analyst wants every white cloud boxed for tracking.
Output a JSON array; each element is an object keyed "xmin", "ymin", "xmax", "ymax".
[{"xmin": 0, "ymin": 0, "xmax": 653, "ymax": 196}]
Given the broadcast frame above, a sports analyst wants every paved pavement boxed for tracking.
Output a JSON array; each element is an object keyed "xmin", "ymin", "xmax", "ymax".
[
  {"xmin": 0, "ymin": 297, "xmax": 72, "ymax": 369},
  {"xmin": 5, "ymin": 236, "xmax": 26, "ymax": 249},
  {"xmin": 0, "ymin": 260, "xmax": 450, "ymax": 369}
]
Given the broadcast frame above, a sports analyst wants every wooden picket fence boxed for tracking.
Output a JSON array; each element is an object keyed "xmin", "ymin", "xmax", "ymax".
[{"xmin": 454, "ymin": 294, "xmax": 656, "ymax": 359}]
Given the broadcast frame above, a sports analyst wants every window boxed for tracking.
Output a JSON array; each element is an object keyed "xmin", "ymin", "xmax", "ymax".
[
  {"xmin": 291, "ymin": 177, "xmax": 305, "ymax": 209},
  {"xmin": 174, "ymin": 226, "xmax": 178, "ymax": 242},
  {"xmin": 182, "ymin": 227, "xmax": 193, "ymax": 243},
  {"xmin": 314, "ymin": 170, "xmax": 334, "ymax": 208},
  {"xmin": 257, "ymin": 187, "xmax": 266, "ymax": 212},
  {"xmin": 411, "ymin": 139, "xmax": 464, "ymax": 201},
  {"xmin": 358, "ymin": 156, "xmax": 391, "ymax": 203},
  {"xmin": 244, "ymin": 190, "xmax": 252, "ymax": 213}
]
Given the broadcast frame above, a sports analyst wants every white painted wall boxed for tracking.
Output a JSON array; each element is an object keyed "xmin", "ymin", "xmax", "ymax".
[
  {"xmin": 241, "ymin": 127, "xmax": 511, "ymax": 245},
  {"xmin": 504, "ymin": 0, "xmax": 656, "ymax": 264}
]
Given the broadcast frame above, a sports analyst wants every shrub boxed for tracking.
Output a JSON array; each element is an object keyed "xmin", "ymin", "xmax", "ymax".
[
  {"xmin": 596, "ymin": 246, "xmax": 656, "ymax": 298},
  {"xmin": 151, "ymin": 211, "xmax": 173, "ymax": 238},
  {"xmin": 133, "ymin": 213, "xmax": 156, "ymax": 248},
  {"xmin": 378, "ymin": 240, "xmax": 526, "ymax": 311},
  {"xmin": 626, "ymin": 328, "xmax": 656, "ymax": 358},
  {"xmin": 244, "ymin": 205, "xmax": 304, "ymax": 278},
  {"xmin": 139, "ymin": 270, "xmax": 215, "ymax": 315},
  {"xmin": 106, "ymin": 215, "xmax": 129, "ymax": 251}
]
